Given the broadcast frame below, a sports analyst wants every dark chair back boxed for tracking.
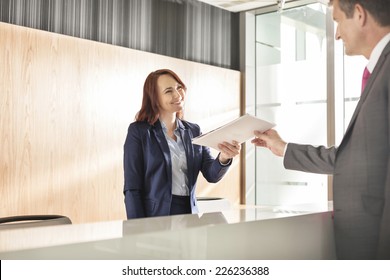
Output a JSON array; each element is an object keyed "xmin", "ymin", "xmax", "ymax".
[{"xmin": 0, "ymin": 215, "xmax": 72, "ymax": 230}]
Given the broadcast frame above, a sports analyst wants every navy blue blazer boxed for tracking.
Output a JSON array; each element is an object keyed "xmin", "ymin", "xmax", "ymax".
[{"xmin": 123, "ymin": 119, "xmax": 231, "ymax": 219}]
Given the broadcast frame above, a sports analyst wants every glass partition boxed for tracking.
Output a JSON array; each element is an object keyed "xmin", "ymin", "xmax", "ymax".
[{"xmin": 252, "ymin": 3, "xmax": 328, "ymax": 206}]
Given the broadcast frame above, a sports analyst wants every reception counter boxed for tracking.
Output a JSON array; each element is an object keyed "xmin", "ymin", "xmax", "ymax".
[{"xmin": 0, "ymin": 204, "xmax": 336, "ymax": 259}]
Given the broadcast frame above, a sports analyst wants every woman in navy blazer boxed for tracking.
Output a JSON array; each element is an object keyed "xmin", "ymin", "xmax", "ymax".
[{"xmin": 124, "ymin": 69, "xmax": 240, "ymax": 219}]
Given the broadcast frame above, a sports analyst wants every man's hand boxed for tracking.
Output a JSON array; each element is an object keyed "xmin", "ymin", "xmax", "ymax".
[{"xmin": 251, "ymin": 129, "xmax": 287, "ymax": 157}]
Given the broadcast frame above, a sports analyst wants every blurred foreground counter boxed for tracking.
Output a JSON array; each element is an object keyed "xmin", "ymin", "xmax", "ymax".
[{"xmin": 0, "ymin": 203, "xmax": 336, "ymax": 259}]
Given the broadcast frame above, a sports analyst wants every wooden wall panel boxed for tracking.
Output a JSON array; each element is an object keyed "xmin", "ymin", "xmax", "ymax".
[{"xmin": 0, "ymin": 22, "xmax": 241, "ymax": 224}]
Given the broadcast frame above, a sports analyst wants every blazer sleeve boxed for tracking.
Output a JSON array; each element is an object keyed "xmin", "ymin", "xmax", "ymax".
[
  {"xmin": 284, "ymin": 143, "xmax": 336, "ymax": 175},
  {"xmin": 188, "ymin": 121, "xmax": 231, "ymax": 183},
  {"xmin": 200, "ymin": 146, "xmax": 231, "ymax": 183},
  {"xmin": 123, "ymin": 124, "xmax": 146, "ymax": 219}
]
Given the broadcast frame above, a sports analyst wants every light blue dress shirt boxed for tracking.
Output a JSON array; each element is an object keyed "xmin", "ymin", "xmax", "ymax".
[{"xmin": 161, "ymin": 119, "xmax": 189, "ymax": 196}]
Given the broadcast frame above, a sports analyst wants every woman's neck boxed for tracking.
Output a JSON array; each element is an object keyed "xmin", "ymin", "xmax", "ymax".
[{"xmin": 160, "ymin": 114, "xmax": 176, "ymax": 133}]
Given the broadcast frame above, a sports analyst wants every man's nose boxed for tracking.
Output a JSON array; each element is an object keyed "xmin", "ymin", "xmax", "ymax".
[{"xmin": 335, "ymin": 26, "xmax": 341, "ymax": 40}]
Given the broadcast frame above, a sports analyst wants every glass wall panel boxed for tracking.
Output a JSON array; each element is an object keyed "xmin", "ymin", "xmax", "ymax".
[
  {"xmin": 244, "ymin": 12, "xmax": 257, "ymax": 205},
  {"xmin": 254, "ymin": 3, "xmax": 328, "ymax": 206}
]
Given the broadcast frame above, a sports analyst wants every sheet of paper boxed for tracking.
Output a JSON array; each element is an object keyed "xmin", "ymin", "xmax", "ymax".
[{"xmin": 192, "ymin": 114, "xmax": 275, "ymax": 150}]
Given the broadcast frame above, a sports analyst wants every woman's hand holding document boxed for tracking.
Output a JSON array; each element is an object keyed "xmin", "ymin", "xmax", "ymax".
[{"xmin": 192, "ymin": 114, "xmax": 275, "ymax": 151}]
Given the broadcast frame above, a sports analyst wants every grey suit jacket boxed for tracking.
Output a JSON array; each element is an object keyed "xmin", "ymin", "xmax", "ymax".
[{"xmin": 284, "ymin": 41, "xmax": 390, "ymax": 260}]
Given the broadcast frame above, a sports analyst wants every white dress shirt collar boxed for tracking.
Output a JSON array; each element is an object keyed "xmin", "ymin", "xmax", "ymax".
[{"xmin": 367, "ymin": 32, "xmax": 390, "ymax": 73}]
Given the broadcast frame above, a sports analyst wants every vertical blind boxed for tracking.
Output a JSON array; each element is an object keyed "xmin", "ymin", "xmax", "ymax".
[{"xmin": 0, "ymin": 0, "xmax": 239, "ymax": 69}]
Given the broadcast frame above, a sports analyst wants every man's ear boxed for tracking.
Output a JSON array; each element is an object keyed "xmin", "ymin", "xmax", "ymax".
[{"xmin": 354, "ymin": 4, "xmax": 367, "ymax": 26}]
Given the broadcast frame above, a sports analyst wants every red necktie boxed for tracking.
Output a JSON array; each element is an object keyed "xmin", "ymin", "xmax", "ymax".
[{"xmin": 361, "ymin": 67, "xmax": 371, "ymax": 93}]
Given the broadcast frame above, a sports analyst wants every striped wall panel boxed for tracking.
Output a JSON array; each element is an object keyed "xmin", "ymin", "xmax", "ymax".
[{"xmin": 0, "ymin": 0, "xmax": 239, "ymax": 69}]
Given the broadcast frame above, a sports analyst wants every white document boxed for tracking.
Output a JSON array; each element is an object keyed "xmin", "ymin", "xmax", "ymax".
[{"xmin": 192, "ymin": 114, "xmax": 275, "ymax": 150}]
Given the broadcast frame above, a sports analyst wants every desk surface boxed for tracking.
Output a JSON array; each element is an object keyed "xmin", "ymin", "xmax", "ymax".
[{"xmin": 0, "ymin": 203, "xmax": 335, "ymax": 259}]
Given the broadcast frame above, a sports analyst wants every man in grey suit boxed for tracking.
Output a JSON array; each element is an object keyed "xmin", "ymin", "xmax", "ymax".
[{"xmin": 252, "ymin": 0, "xmax": 390, "ymax": 259}]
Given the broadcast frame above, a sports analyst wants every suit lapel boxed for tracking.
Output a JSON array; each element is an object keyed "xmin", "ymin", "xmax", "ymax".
[
  {"xmin": 177, "ymin": 120, "xmax": 195, "ymax": 190},
  {"xmin": 339, "ymin": 41, "xmax": 390, "ymax": 150},
  {"xmin": 152, "ymin": 121, "xmax": 172, "ymax": 180}
]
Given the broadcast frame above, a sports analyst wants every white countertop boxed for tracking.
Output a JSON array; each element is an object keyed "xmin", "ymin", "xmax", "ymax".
[{"xmin": 0, "ymin": 203, "xmax": 335, "ymax": 259}]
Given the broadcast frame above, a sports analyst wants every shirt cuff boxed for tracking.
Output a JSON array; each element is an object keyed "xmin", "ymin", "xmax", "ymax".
[
  {"xmin": 218, "ymin": 155, "xmax": 232, "ymax": 166},
  {"xmin": 283, "ymin": 143, "xmax": 289, "ymax": 157}
]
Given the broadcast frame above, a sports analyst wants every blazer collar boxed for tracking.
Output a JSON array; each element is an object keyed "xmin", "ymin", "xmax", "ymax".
[
  {"xmin": 340, "ymin": 41, "xmax": 390, "ymax": 149},
  {"xmin": 175, "ymin": 118, "xmax": 186, "ymax": 131}
]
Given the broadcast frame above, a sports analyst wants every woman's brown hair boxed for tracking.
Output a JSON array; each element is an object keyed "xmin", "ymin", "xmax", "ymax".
[{"xmin": 136, "ymin": 69, "xmax": 187, "ymax": 125}]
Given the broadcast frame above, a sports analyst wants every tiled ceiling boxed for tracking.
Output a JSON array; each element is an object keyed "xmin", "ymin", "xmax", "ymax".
[{"xmin": 197, "ymin": 0, "xmax": 329, "ymax": 13}]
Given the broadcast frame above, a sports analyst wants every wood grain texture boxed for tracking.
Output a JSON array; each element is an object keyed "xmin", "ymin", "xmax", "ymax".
[{"xmin": 0, "ymin": 22, "xmax": 241, "ymax": 223}]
